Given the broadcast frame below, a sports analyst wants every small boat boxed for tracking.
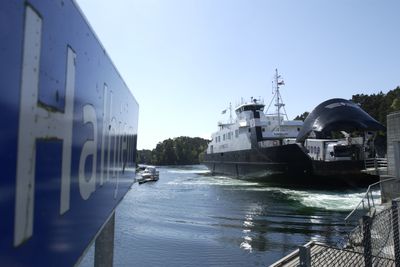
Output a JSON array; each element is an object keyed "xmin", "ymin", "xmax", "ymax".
[{"xmin": 137, "ymin": 166, "xmax": 159, "ymax": 184}]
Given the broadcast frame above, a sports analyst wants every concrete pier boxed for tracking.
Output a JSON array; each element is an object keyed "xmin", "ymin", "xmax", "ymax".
[
  {"xmin": 387, "ymin": 111, "xmax": 400, "ymax": 177},
  {"xmin": 381, "ymin": 111, "xmax": 400, "ymax": 202}
]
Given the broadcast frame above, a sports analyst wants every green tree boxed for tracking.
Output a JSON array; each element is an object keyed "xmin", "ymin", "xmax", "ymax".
[
  {"xmin": 351, "ymin": 87, "xmax": 400, "ymax": 125},
  {"xmin": 391, "ymin": 98, "xmax": 400, "ymax": 111},
  {"xmin": 294, "ymin": 111, "xmax": 309, "ymax": 121},
  {"xmin": 136, "ymin": 136, "xmax": 209, "ymax": 165}
]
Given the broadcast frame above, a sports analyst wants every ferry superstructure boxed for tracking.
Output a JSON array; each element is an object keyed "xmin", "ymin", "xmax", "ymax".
[{"xmin": 203, "ymin": 70, "xmax": 385, "ymax": 186}]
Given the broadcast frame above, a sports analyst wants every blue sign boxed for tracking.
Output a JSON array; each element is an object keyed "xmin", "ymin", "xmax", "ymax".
[{"xmin": 0, "ymin": 1, "xmax": 139, "ymax": 266}]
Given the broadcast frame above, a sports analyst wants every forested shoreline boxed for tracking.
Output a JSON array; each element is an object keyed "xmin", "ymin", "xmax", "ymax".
[{"xmin": 137, "ymin": 136, "xmax": 209, "ymax": 165}]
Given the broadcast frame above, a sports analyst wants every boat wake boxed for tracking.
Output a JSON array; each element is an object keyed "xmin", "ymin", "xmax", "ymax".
[
  {"xmin": 167, "ymin": 175, "xmax": 259, "ymax": 187},
  {"xmin": 288, "ymin": 190, "xmax": 367, "ymax": 211},
  {"xmin": 170, "ymin": 174, "xmax": 370, "ymax": 211},
  {"xmin": 242, "ymin": 186, "xmax": 369, "ymax": 211},
  {"xmin": 167, "ymin": 169, "xmax": 210, "ymax": 174}
]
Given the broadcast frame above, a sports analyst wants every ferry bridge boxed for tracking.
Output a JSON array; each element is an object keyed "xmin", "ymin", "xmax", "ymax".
[{"xmin": 271, "ymin": 111, "xmax": 400, "ymax": 267}]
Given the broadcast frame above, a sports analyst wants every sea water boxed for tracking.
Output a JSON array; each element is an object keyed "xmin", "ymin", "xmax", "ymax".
[{"xmin": 79, "ymin": 165, "xmax": 370, "ymax": 266}]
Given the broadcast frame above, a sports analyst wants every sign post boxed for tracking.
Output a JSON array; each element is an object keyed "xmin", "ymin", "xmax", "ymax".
[{"xmin": 94, "ymin": 212, "xmax": 116, "ymax": 267}]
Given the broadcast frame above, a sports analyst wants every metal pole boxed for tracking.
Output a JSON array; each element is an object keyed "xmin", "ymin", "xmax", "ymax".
[
  {"xmin": 394, "ymin": 142, "xmax": 400, "ymax": 179},
  {"xmin": 367, "ymin": 194, "xmax": 371, "ymax": 210},
  {"xmin": 392, "ymin": 200, "xmax": 400, "ymax": 266},
  {"xmin": 275, "ymin": 69, "xmax": 281, "ymax": 134},
  {"xmin": 95, "ymin": 212, "xmax": 115, "ymax": 267},
  {"xmin": 362, "ymin": 215, "xmax": 372, "ymax": 267},
  {"xmin": 370, "ymin": 191, "xmax": 375, "ymax": 207},
  {"xmin": 299, "ymin": 245, "xmax": 311, "ymax": 267}
]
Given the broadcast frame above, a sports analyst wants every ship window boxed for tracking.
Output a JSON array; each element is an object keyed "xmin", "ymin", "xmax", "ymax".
[
  {"xmin": 248, "ymin": 128, "xmax": 251, "ymax": 133},
  {"xmin": 235, "ymin": 130, "xmax": 239, "ymax": 138},
  {"xmin": 297, "ymin": 128, "xmax": 300, "ymax": 131},
  {"xmin": 311, "ymin": 147, "xmax": 314, "ymax": 153},
  {"xmin": 223, "ymin": 134, "xmax": 226, "ymax": 141},
  {"xmin": 317, "ymin": 147, "xmax": 320, "ymax": 154},
  {"xmin": 262, "ymin": 128, "xmax": 265, "ymax": 132}
]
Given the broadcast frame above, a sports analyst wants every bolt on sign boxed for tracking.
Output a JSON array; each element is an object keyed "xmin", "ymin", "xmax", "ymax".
[{"xmin": 0, "ymin": 1, "xmax": 139, "ymax": 266}]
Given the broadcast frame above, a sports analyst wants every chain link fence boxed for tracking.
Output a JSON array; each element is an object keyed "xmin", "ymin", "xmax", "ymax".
[{"xmin": 296, "ymin": 199, "xmax": 400, "ymax": 266}]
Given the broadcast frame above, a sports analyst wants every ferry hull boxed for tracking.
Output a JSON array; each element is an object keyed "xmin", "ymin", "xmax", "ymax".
[
  {"xmin": 203, "ymin": 144, "xmax": 378, "ymax": 187},
  {"xmin": 204, "ymin": 144, "xmax": 311, "ymax": 178}
]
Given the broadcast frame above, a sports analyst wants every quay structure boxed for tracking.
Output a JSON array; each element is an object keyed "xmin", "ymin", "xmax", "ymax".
[{"xmin": 271, "ymin": 111, "xmax": 400, "ymax": 267}]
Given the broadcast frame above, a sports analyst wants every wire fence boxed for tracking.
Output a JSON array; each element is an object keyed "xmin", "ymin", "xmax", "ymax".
[
  {"xmin": 344, "ymin": 177, "xmax": 396, "ymax": 225},
  {"xmin": 297, "ymin": 199, "xmax": 400, "ymax": 266}
]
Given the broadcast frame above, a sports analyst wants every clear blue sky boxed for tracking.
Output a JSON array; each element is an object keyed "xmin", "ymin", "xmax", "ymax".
[{"xmin": 75, "ymin": 0, "xmax": 400, "ymax": 150}]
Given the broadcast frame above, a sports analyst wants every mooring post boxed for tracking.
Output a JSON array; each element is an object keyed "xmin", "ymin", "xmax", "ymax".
[
  {"xmin": 392, "ymin": 200, "xmax": 400, "ymax": 266},
  {"xmin": 94, "ymin": 212, "xmax": 116, "ymax": 267},
  {"xmin": 362, "ymin": 215, "xmax": 372, "ymax": 267},
  {"xmin": 299, "ymin": 244, "xmax": 311, "ymax": 267}
]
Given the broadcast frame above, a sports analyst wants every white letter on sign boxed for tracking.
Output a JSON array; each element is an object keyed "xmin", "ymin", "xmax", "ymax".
[
  {"xmin": 14, "ymin": 6, "xmax": 75, "ymax": 246},
  {"xmin": 79, "ymin": 105, "xmax": 98, "ymax": 200}
]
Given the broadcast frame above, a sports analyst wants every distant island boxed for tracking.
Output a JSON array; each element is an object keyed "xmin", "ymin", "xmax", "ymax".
[{"xmin": 137, "ymin": 136, "xmax": 209, "ymax": 165}]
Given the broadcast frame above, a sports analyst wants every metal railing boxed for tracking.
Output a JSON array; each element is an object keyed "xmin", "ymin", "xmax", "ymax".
[
  {"xmin": 344, "ymin": 177, "xmax": 396, "ymax": 224},
  {"xmin": 294, "ymin": 200, "xmax": 400, "ymax": 266},
  {"xmin": 343, "ymin": 200, "xmax": 400, "ymax": 266},
  {"xmin": 364, "ymin": 157, "xmax": 388, "ymax": 175}
]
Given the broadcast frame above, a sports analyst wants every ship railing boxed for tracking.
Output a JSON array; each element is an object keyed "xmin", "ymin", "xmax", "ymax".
[
  {"xmin": 364, "ymin": 157, "xmax": 388, "ymax": 175},
  {"xmin": 344, "ymin": 177, "xmax": 396, "ymax": 225}
]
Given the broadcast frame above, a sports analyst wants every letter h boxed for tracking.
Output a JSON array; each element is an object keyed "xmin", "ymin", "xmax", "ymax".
[{"xmin": 14, "ymin": 6, "xmax": 75, "ymax": 246}]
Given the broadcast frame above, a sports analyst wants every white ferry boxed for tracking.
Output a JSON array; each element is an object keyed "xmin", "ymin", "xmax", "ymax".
[{"xmin": 203, "ymin": 70, "xmax": 385, "ymax": 186}]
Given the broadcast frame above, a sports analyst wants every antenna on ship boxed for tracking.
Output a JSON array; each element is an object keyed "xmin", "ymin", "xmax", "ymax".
[
  {"xmin": 273, "ymin": 69, "xmax": 289, "ymax": 134},
  {"xmin": 229, "ymin": 102, "xmax": 233, "ymax": 124},
  {"xmin": 266, "ymin": 69, "xmax": 289, "ymax": 124}
]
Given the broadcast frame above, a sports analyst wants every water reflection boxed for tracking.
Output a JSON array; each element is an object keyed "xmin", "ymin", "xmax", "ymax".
[
  {"xmin": 240, "ymin": 212, "xmax": 256, "ymax": 252},
  {"xmin": 209, "ymin": 174, "xmax": 355, "ymax": 257}
]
